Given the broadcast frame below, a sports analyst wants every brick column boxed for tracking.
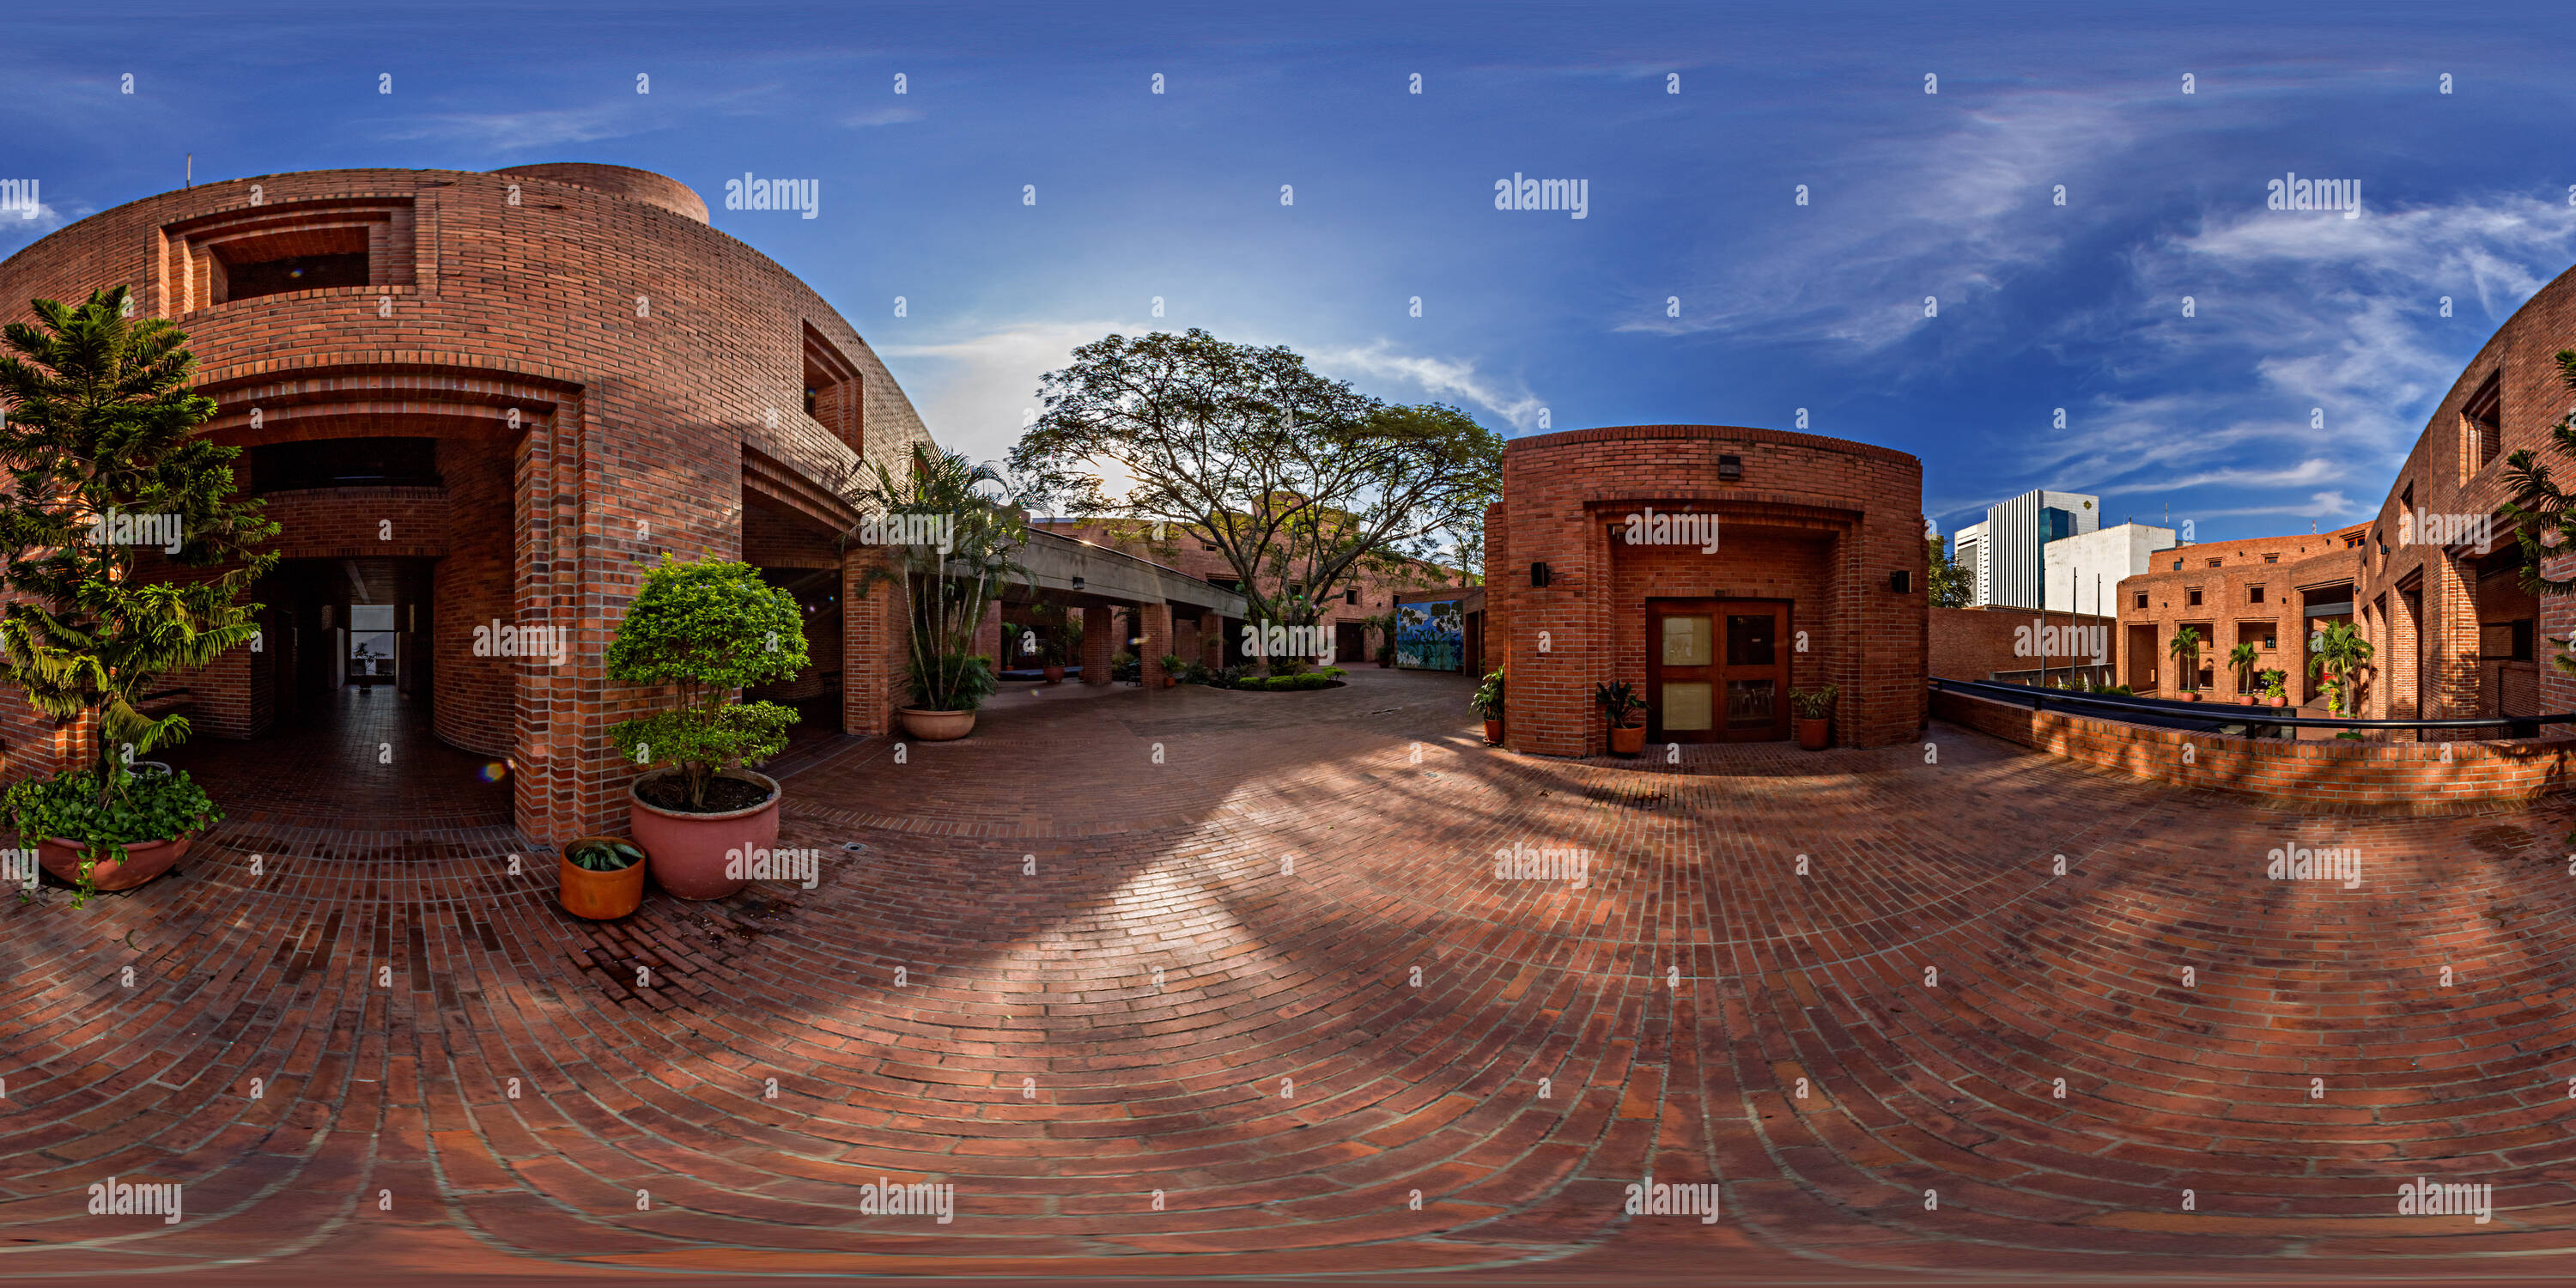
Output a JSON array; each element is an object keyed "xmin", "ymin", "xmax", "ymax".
[
  {"xmin": 2432, "ymin": 550, "xmax": 2480, "ymax": 718},
  {"xmin": 1139, "ymin": 603, "xmax": 1172, "ymax": 687},
  {"xmin": 1081, "ymin": 605, "xmax": 1114, "ymax": 685},
  {"xmin": 513, "ymin": 394, "xmax": 593, "ymax": 844},
  {"xmin": 973, "ymin": 600, "xmax": 1003, "ymax": 670},
  {"xmin": 842, "ymin": 547, "xmax": 902, "ymax": 734}
]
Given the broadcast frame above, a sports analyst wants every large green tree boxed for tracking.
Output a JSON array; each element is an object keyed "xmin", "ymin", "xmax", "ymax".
[
  {"xmin": 0, "ymin": 287, "xmax": 277, "ymax": 801},
  {"xmin": 1006, "ymin": 329, "xmax": 1504, "ymax": 630},
  {"xmin": 1925, "ymin": 526, "xmax": 1971, "ymax": 608}
]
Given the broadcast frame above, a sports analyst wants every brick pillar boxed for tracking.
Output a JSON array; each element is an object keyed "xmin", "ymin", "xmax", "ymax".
[
  {"xmin": 2388, "ymin": 586, "xmax": 2421, "ymax": 724},
  {"xmin": 1081, "ymin": 605, "xmax": 1114, "ymax": 684},
  {"xmin": 2543, "ymin": 552, "xmax": 2576, "ymax": 714},
  {"xmin": 974, "ymin": 600, "xmax": 1002, "ymax": 670},
  {"xmin": 2433, "ymin": 550, "xmax": 2480, "ymax": 718},
  {"xmin": 842, "ymin": 546, "xmax": 902, "ymax": 734},
  {"xmin": 513, "ymin": 394, "xmax": 596, "ymax": 844},
  {"xmin": 1139, "ymin": 603, "xmax": 1172, "ymax": 687}
]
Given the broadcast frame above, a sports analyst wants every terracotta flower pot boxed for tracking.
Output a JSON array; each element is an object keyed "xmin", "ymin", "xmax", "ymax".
[
  {"xmin": 629, "ymin": 770, "xmax": 780, "ymax": 901},
  {"xmin": 1608, "ymin": 724, "xmax": 1647, "ymax": 756},
  {"xmin": 1797, "ymin": 718, "xmax": 1830, "ymax": 751},
  {"xmin": 1483, "ymin": 718, "xmax": 1504, "ymax": 744},
  {"xmin": 1163, "ymin": 676, "xmax": 1176, "ymax": 689},
  {"xmin": 1042, "ymin": 665, "xmax": 1065, "ymax": 684},
  {"xmin": 2268, "ymin": 695, "xmax": 2287, "ymax": 708},
  {"xmin": 899, "ymin": 708, "xmax": 976, "ymax": 740},
  {"xmin": 557, "ymin": 835, "xmax": 647, "ymax": 920},
  {"xmin": 37, "ymin": 835, "xmax": 190, "ymax": 892}
]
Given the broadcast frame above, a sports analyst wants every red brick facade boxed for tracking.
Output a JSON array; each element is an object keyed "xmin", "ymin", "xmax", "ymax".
[
  {"xmin": 1486, "ymin": 424, "xmax": 1926, "ymax": 755},
  {"xmin": 1928, "ymin": 605, "xmax": 2120, "ymax": 683},
  {"xmin": 0, "ymin": 163, "xmax": 940, "ymax": 841},
  {"xmin": 2114, "ymin": 526, "xmax": 2368, "ymax": 702}
]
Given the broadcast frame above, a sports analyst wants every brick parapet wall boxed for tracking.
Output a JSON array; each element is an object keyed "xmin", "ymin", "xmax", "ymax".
[{"xmin": 1934, "ymin": 687, "xmax": 2575, "ymax": 811}]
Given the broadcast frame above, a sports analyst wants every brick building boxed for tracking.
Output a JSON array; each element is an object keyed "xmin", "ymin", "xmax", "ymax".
[
  {"xmin": 0, "ymin": 163, "xmax": 940, "ymax": 841},
  {"xmin": 1485, "ymin": 424, "xmax": 1925, "ymax": 755},
  {"xmin": 2113, "ymin": 525, "xmax": 2368, "ymax": 702},
  {"xmin": 1024, "ymin": 518, "xmax": 1468, "ymax": 667}
]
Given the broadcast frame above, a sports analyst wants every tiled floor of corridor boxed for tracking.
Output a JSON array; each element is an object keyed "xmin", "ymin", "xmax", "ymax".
[{"xmin": 6, "ymin": 666, "xmax": 2576, "ymax": 1285}]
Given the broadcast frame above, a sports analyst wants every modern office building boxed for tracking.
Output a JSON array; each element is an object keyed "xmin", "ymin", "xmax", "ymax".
[
  {"xmin": 1973, "ymin": 489, "xmax": 2099, "ymax": 610},
  {"xmin": 2043, "ymin": 521, "xmax": 2178, "ymax": 615}
]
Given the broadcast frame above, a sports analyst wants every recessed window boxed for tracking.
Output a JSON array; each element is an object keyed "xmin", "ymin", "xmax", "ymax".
[
  {"xmin": 2133, "ymin": 592, "xmax": 2148, "ymax": 610},
  {"xmin": 2249, "ymin": 586, "xmax": 2265, "ymax": 604},
  {"xmin": 2206, "ymin": 557, "xmax": 2222, "ymax": 568},
  {"xmin": 2263, "ymin": 553, "xmax": 2278, "ymax": 564},
  {"xmin": 2186, "ymin": 587, "xmax": 2203, "ymax": 607},
  {"xmin": 801, "ymin": 323, "xmax": 865, "ymax": 453},
  {"xmin": 250, "ymin": 437, "xmax": 440, "ymax": 491},
  {"xmin": 1344, "ymin": 587, "xmax": 1358, "ymax": 605},
  {"xmin": 164, "ymin": 197, "xmax": 416, "ymax": 309},
  {"xmin": 2462, "ymin": 373, "xmax": 2502, "ymax": 477}
]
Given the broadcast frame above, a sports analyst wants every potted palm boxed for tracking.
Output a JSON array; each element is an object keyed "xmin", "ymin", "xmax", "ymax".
[
  {"xmin": 1471, "ymin": 667, "xmax": 1505, "ymax": 744},
  {"xmin": 844, "ymin": 446, "xmax": 1028, "ymax": 739},
  {"xmin": 1790, "ymin": 683, "xmax": 1838, "ymax": 750},
  {"xmin": 1030, "ymin": 602, "xmax": 1076, "ymax": 683},
  {"xmin": 2167, "ymin": 626, "xmax": 2203, "ymax": 701},
  {"xmin": 1597, "ymin": 680, "xmax": 1647, "ymax": 756},
  {"xmin": 2259, "ymin": 668, "xmax": 2288, "ymax": 708},
  {"xmin": 2227, "ymin": 641, "xmax": 2261, "ymax": 706},
  {"xmin": 0, "ymin": 286, "xmax": 276, "ymax": 903},
  {"xmin": 611, "ymin": 557, "xmax": 807, "ymax": 901},
  {"xmin": 2309, "ymin": 620, "xmax": 2374, "ymax": 717},
  {"xmin": 1157, "ymin": 653, "xmax": 1183, "ymax": 688},
  {"xmin": 558, "ymin": 836, "xmax": 647, "ymax": 920}
]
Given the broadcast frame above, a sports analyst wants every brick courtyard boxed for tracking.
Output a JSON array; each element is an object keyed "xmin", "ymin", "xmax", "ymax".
[{"xmin": 5, "ymin": 665, "xmax": 2575, "ymax": 1285}]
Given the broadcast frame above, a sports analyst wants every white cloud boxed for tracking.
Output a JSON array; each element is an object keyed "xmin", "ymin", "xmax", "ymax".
[
  {"xmin": 0, "ymin": 202, "xmax": 70, "ymax": 256},
  {"xmin": 877, "ymin": 319, "xmax": 1143, "ymax": 472},
  {"xmin": 382, "ymin": 106, "xmax": 645, "ymax": 150},
  {"xmin": 1309, "ymin": 339, "xmax": 1546, "ymax": 431},
  {"xmin": 841, "ymin": 106, "xmax": 922, "ymax": 128}
]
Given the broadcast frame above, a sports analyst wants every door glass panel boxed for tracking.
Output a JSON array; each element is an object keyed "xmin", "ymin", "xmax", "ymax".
[
  {"xmin": 1726, "ymin": 614, "xmax": 1775, "ymax": 666},
  {"xmin": 1726, "ymin": 678, "xmax": 1776, "ymax": 730},
  {"xmin": 1662, "ymin": 682, "xmax": 1713, "ymax": 731},
  {"xmin": 348, "ymin": 604, "xmax": 397, "ymax": 680},
  {"xmin": 1662, "ymin": 615, "xmax": 1711, "ymax": 666}
]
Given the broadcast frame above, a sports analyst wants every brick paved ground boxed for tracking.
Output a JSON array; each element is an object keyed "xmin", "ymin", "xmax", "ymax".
[{"xmin": 5, "ymin": 666, "xmax": 2576, "ymax": 1285}]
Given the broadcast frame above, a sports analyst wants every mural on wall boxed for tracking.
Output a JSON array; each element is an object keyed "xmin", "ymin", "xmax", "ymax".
[{"xmin": 1396, "ymin": 600, "xmax": 1464, "ymax": 671}]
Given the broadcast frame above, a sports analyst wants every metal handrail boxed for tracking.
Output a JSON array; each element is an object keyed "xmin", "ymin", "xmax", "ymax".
[{"xmin": 1929, "ymin": 676, "xmax": 2576, "ymax": 736}]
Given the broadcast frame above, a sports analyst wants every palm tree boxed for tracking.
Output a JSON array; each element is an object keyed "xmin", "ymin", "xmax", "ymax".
[
  {"xmin": 0, "ymin": 286, "xmax": 278, "ymax": 802},
  {"xmin": 2166, "ymin": 626, "xmax": 2203, "ymax": 696},
  {"xmin": 2227, "ymin": 641, "xmax": 2261, "ymax": 699},
  {"xmin": 2307, "ymin": 620, "xmax": 2375, "ymax": 716},
  {"xmin": 840, "ymin": 444, "xmax": 1030, "ymax": 712}
]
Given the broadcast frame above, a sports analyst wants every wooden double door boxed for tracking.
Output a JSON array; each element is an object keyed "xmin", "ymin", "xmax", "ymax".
[{"xmin": 1647, "ymin": 598, "xmax": 1790, "ymax": 743}]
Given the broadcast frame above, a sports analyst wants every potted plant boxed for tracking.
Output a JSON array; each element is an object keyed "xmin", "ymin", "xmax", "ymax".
[
  {"xmin": 610, "ymin": 557, "xmax": 807, "ymax": 902},
  {"xmin": 1790, "ymin": 683, "xmax": 1838, "ymax": 751},
  {"xmin": 2309, "ymin": 620, "xmax": 2374, "ymax": 718},
  {"xmin": 843, "ymin": 445, "xmax": 1030, "ymax": 738},
  {"xmin": 2258, "ymin": 668, "xmax": 2287, "ymax": 708},
  {"xmin": 1030, "ymin": 602, "xmax": 1077, "ymax": 683},
  {"xmin": 1157, "ymin": 653, "xmax": 1183, "ymax": 688},
  {"xmin": 1364, "ymin": 612, "xmax": 1398, "ymax": 668},
  {"xmin": 2227, "ymin": 641, "xmax": 2261, "ymax": 706},
  {"xmin": 2166, "ymin": 626, "xmax": 2203, "ymax": 701},
  {"xmin": 1471, "ymin": 667, "xmax": 1506, "ymax": 744},
  {"xmin": 558, "ymin": 835, "xmax": 647, "ymax": 920},
  {"xmin": 9, "ymin": 768, "xmax": 219, "ymax": 907},
  {"xmin": 0, "ymin": 286, "xmax": 277, "ymax": 901},
  {"xmin": 1596, "ymin": 680, "xmax": 1647, "ymax": 756}
]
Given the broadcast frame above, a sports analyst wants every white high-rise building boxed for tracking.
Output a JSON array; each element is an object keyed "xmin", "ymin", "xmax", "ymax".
[
  {"xmin": 2043, "ymin": 522, "xmax": 2178, "ymax": 614},
  {"xmin": 1960, "ymin": 489, "xmax": 2098, "ymax": 610},
  {"xmin": 1953, "ymin": 520, "xmax": 1990, "ymax": 606}
]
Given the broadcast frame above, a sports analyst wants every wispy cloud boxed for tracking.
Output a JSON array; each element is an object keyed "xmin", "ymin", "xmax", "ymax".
[
  {"xmin": 1310, "ymin": 339, "xmax": 1546, "ymax": 432},
  {"xmin": 381, "ymin": 105, "xmax": 652, "ymax": 150}
]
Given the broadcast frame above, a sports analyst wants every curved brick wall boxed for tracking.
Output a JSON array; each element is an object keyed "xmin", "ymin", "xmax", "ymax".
[
  {"xmin": 0, "ymin": 165, "xmax": 942, "ymax": 837},
  {"xmin": 2359, "ymin": 261, "xmax": 2576, "ymax": 726},
  {"xmin": 1488, "ymin": 424, "xmax": 1927, "ymax": 754}
]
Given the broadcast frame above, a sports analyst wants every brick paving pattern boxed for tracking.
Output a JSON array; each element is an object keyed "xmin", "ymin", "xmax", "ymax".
[{"xmin": 5, "ymin": 666, "xmax": 2574, "ymax": 1284}]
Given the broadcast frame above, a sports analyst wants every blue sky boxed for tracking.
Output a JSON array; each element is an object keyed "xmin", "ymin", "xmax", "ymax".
[{"xmin": 8, "ymin": 2, "xmax": 2576, "ymax": 544}]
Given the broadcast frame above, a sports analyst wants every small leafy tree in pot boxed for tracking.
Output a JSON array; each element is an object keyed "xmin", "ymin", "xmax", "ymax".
[
  {"xmin": 2166, "ymin": 626, "xmax": 2203, "ymax": 697},
  {"xmin": 2307, "ymin": 620, "xmax": 2373, "ymax": 717},
  {"xmin": 2227, "ymin": 641, "xmax": 2261, "ymax": 701},
  {"xmin": 1471, "ymin": 667, "xmax": 1505, "ymax": 742},
  {"xmin": 607, "ymin": 558, "xmax": 808, "ymax": 811},
  {"xmin": 1596, "ymin": 679, "xmax": 1647, "ymax": 755},
  {"xmin": 1789, "ymin": 683, "xmax": 1838, "ymax": 750}
]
